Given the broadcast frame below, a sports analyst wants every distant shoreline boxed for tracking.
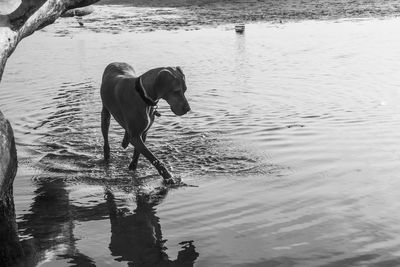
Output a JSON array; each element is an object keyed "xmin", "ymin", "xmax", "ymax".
[
  {"xmin": 96, "ymin": 0, "xmax": 400, "ymax": 22},
  {"xmin": 45, "ymin": 0, "xmax": 400, "ymax": 35},
  {"xmin": 97, "ymin": 0, "xmax": 253, "ymax": 7}
]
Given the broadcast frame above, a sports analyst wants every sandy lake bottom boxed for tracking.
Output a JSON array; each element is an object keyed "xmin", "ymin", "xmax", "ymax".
[{"xmin": 2, "ymin": 14, "xmax": 400, "ymax": 266}]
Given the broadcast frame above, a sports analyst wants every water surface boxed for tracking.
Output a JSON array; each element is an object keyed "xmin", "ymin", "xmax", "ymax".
[{"xmin": 2, "ymin": 16, "xmax": 400, "ymax": 266}]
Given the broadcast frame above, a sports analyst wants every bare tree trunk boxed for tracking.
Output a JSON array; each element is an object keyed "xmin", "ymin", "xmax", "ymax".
[
  {"xmin": 0, "ymin": 111, "xmax": 20, "ymax": 266},
  {"xmin": 0, "ymin": 0, "xmax": 99, "ymax": 264}
]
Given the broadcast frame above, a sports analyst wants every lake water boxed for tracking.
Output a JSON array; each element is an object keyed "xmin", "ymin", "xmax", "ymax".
[{"xmin": 2, "ymin": 12, "xmax": 400, "ymax": 267}]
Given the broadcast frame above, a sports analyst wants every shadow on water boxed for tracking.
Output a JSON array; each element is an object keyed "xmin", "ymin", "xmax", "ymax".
[
  {"xmin": 18, "ymin": 178, "xmax": 98, "ymax": 266},
  {"xmin": 106, "ymin": 190, "xmax": 199, "ymax": 266},
  {"xmin": 15, "ymin": 177, "xmax": 199, "ymax": 266}
]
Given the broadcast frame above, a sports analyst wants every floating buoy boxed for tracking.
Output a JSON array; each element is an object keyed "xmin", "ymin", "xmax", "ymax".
[{"xmin": 235, "ymin": 24, "xmax": 245, "ymax": 33}]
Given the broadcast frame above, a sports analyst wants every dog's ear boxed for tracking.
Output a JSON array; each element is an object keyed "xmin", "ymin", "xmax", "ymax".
[
  {"xmin": 159, "ymin": 68, "xmax": 179, "ymax": 79},
  {"xmin": 176, "ymin": 66, "xmax": 185, "ymax": 81},
  {"xmin": 154, "ymin": 69, "xmax": 175, "ymax": 95},
  {"xmin": 176, "ymin": 66, "xmax": 183, "ymax": 75}
]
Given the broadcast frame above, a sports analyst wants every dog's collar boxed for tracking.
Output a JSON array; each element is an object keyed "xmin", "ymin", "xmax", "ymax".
[{"xmin": 135, "ymin": 76, "xmax": 158, "ymax": 106}]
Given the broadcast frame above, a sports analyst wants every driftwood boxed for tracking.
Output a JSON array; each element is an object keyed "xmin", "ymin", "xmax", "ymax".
[{"xmin": 0, "ymin": 0, "xmax": 99, "ymax": 265}]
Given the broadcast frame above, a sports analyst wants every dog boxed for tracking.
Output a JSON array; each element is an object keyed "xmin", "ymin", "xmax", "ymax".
[{"xmin": 100, "ymin": 62, "xmax": 190, "ymax": 183}]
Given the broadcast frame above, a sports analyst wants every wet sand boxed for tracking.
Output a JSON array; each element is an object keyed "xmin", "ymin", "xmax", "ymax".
[
  {"xmin": 99, "ymin": 0, "xmax": 400, "ymax": 22},
  {"xmin": 99, "ymin": 0, "xmax": 400, "ymax": 21}
]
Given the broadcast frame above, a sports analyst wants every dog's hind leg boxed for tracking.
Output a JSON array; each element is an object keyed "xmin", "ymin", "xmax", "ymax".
[
  {"xmin": 101, "ymin": 106, "xmax": 111, "ymax": 161},
  {"xmin": 128, "ymin": 132, "xmax": 147, "ymax": 171},
  {"xmin": 122, "ymin": 130, "xmax": 129, "ymax": 149}
]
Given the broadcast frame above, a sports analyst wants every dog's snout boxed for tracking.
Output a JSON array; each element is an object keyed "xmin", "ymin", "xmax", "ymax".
[
  {"xmin": 173, "ymin": 102, "xmax": 191, "ymax": 116},
  {"xmin": 184, "ymin": 103, "xmax": 191, "ymax": 113}
]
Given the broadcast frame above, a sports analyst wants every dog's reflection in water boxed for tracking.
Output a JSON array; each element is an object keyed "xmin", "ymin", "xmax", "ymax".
[{"xmin": 105, "ymin": 188, "xmax": 199, "ymax": 266}]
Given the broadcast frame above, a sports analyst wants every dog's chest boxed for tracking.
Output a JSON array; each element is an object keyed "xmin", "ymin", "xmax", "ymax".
[{"xmin": 143, "ymin": 106, "xmax": 155, "ymax": 132}]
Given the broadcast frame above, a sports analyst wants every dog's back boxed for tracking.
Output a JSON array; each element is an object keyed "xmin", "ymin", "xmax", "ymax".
[
  {"xmin": 102, "ymin": 62, "xmax": 135, "ymax": 83},
  {"xmin": 100, "ymin": 62, "xmax": 137, "ymax": 102}
]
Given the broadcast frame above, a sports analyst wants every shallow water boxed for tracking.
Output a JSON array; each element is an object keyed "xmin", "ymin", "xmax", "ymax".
[{"xmin": 2, "ymin": 16, "xmax": 400, "ymax": 266}]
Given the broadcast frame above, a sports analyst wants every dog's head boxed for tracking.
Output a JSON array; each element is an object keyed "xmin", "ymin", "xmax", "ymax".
[{"xmin": 155, "ymin": 67, "xmax": 191, "ymax": 116}]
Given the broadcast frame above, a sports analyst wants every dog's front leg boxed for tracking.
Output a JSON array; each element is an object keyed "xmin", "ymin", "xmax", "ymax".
[
  {"xmin": 128, "ymin": 132, "xmax": 147, "ymax": 171},
  {"xmin": 130, "ymin": 136, "xmax": 172, "ymax": 180},
  {"xmin": 129, "ymin": 149, "xmax": 140, "ymax": 171}
]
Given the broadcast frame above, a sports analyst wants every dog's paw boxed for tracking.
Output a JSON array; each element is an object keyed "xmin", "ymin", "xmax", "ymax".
[
  {"xmin": 163, "ymin": 178, "xmax": 177, "ymax": 185},
  {"xmin": 163, "ymin": 176, "xmax": 182, "ymax": 186},
  {"xmin": 103, "ymin": 146, "xmax": 110, "ymax": 161},
  {"xmin": 128, "ymin": 162, "xmax": 137, "ymax": 171}
]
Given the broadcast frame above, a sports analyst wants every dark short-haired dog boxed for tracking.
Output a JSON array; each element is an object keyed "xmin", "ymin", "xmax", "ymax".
[{"xmin": 100, "ymin": 62, "xmax": 190, "ymax": 183}]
